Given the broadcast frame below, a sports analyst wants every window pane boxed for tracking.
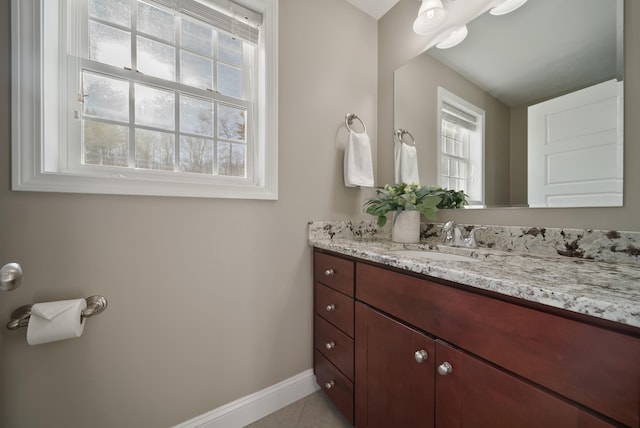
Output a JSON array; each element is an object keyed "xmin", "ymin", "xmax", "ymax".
[
  {"xmin": 181, "ymin": 19, "xmax": 213, "ymax": 56},
  {"xmin": 83, "ymin": 72, "xmax": 129, "ymax": 122},
  {"xmin": 218, "ymin": 33, "xmax": 242, "ymax": 65},
  {"xmin": 137, "ymin": 1, "xmax": 175, "ymax": 43},
  {"xmin": 135, "ymin": 128, "xmax": 175, "ymax": 171},
  {"xmin": 446, "ymin": 137, "xmax": 454, "ymax": 155},
  {"xmin": 135, "ymin": 84, "xmax": 175, "ymax": 130},
  {"xmin": 89, "ymin": 0, "xmax": 131, "ymax": 28},
  {"xmin": 180, "ymin": 136, "xmax": 213, "ymax": 174},
  {"xmin": 89, "ymin": 21, "xmax": 131, "ymax": 68},
  {"xmin": 180, "ymin": 51, "xmax": 213, "ymax": 90},
  {"xmin": 180, "ymin": 96, "xmax": 213, "ymax": 136},
  {"xmin": 217, "ymin": 105, "xmax": 245, "ymax": 141},
  {"xmin": 83, "ymin": 120, "xmax": 129, "ymax": 167},
  {"xmin": 440, "ymin": 157, "xmax": 449, "ymax": 176},
  {"xmin": 217, "ymin": 142, "xmax": 245, "ymax": 177},
  {"xmin": 217, "ymin": 63, "xmax": 242, "ymax": 98},
  {"xmin": 137, "ymin": 36, "xmax": 175, "ymax": 80}
]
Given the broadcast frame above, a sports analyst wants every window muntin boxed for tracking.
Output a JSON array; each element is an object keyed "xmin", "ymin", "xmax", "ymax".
[
  {"xmin": 437, "ymin": 87, "xmax": 485, "ymax": 205},
  {"xmin": 79, "ymin": 0, "xmax": 251, "ymax": 176},
  {"xmin": 440, "ymin": 120, "xmax": 470, "ymax": 192}
]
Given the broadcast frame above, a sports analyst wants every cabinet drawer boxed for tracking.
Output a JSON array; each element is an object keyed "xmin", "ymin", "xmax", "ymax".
[
  {"xmin": 356, "ymin": 262, "xmax": 640, "ymax": 427},
  {"xmin": 315, "ymin": 315, "xmax": 354, "ymax": 381},
  {"xmin": 315, "ymin": 252, "xmax": 354, "ymax": 296},
  {"xmin": 315, "ymin": 349, "xmax": 354, "ymax": 425},
  {"xmin": 315, "ymin": 283, "xmax": 354, "ymax": 337}
]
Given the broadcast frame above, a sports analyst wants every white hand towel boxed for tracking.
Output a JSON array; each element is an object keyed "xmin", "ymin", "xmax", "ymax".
[
  {"xmin": 394, "ymin": 141, "xmax": 420, "ymax": 184},
  {"xmin": 344, "ymin": 130, "xmax": 374, "ymax": 187}
]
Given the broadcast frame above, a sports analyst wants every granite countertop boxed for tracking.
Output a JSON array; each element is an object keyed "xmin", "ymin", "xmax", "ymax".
[{"xmin": 309, "ymin": 234, "xmax": 640, "ymax": 329}]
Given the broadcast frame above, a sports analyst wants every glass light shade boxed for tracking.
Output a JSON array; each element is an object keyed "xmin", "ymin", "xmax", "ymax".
[
  {"xmin": 436, "ymin": 25, "xmax": 468, "ymax": 49},
  {"xmin": 489, "ymin": 0, "xmax": 528, "ymax": 16},
  {"xmin": 413, "ymin": 0, "xmax": 447, "ymax": 35}
]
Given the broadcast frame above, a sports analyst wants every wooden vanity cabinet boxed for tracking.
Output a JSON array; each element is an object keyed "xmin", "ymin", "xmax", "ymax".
[
  {"xmin": 355, "ymin": 302, "xmax": 615, "ymax": 428},
  {"xmin": 313, "ymin": 251, "xmax": 355, "ymax": 424},
  {"xmin": 355, "ymin": 262, "xmax": 639, "ymax": 428}
]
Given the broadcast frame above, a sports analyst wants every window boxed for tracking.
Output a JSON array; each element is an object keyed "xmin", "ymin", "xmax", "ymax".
[
  {"xmin": 12, "ymin": 0, "xmax": 278, "ymax": 199},
  {"xmin": 437, "ymin": 87, "xmax": 484, "ymax": 205}
]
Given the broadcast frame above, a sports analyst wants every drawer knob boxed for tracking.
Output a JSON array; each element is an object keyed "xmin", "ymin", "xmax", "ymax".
[
  {"xmin": 325, "ymin": 304, "xmax": 336, "ymax": 312},
  {"xmin": 414, "ymin": 350, "xmax": 429, "ymax": 363},
  {"xmin": 325, "ymin": 380, "xmax": 335, "ymax": 390},
  {"xmin": 324, "ymin": 269, "xmax": 335, "ymax": 277},
  {"xmin": 325, "ymin": 341, "xmax": 336, "ymax": 350},
  {"xmin": 437, "ymin": 362, "xmax": 453, "ymax": 376}
]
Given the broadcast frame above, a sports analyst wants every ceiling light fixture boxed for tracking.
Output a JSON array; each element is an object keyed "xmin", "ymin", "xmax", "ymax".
[
  {"xmin": 435, "ymin": 25, "xmax": 468, "ymax": 49},
  {"xmin": 413, "ymin": 0, "xmax": 447, "ymax": 35},
  {"xmin": 489, "ymin": 0, "xmax": 528, "ymax": 16}
]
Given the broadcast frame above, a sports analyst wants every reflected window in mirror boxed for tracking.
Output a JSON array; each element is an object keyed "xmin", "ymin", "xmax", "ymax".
[{"xmin": 437, "ymin": 87, "xmax": 485, "ymax": 205}]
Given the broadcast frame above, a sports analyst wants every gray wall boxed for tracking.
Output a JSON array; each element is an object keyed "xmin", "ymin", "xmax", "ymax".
[
  {"xmin": 380, "ymin": 0, "xmax": 640, "ymax": 230},
  {"xmin": 0, "ymin": 0, "xmax": 377, "ymax": 426}
]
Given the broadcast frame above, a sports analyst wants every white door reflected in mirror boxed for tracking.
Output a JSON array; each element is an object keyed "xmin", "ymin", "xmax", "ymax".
[{"xmin": 527, "ymin": 79, "xmax": 623, "ymax": 208}]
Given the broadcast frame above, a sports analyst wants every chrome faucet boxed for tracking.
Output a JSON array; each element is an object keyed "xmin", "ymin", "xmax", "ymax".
[{"xmin": 442, "ymin": 221, "xmax": 483, "ymax": 248}]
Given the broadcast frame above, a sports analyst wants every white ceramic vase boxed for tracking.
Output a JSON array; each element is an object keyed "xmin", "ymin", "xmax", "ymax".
[{"xmin": 392, "ymin": 210, "xmax": 420, "ymax": 243}]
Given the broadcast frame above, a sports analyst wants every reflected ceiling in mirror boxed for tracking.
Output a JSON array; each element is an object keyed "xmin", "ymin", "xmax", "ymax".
[
  {"xmin": 394, "ymin": 0, "xmax": 623, "ymax": 209},
  {"xmin": 428, "ymin": 0, "xmax": 622, "ymax": 107}
]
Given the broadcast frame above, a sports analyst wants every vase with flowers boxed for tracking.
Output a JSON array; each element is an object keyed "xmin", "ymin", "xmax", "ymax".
[{"xmin": 364, "ymin": 183, "xmax": 468, "ymax": 243}]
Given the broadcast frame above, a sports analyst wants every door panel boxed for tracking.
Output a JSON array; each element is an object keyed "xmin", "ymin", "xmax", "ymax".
[
  {"xmin": 435, "ymin": 341, "xmax": 615, "ymax": 428},
  {"xmin": 528, "ymin": 79, "xmax": 623, "ymax": 207},
  {"xmin": 355, "ymin": 302, "xmax": 435, "ymax": 428}
]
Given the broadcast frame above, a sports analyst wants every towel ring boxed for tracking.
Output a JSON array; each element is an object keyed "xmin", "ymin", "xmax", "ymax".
[
  {"xmin": 345, "ymin": 113, "xmax": 367, "ymax": 134},
  {"xmin": 395, "ymin": 129, "xmax": 416, "ymax": 146}
]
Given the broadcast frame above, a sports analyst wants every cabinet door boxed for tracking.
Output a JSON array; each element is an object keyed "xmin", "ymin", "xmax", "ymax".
[
  {"xmin": 435, "ymin": 341, "xmax": 615, "ymax": 428},
  {"xmin": 355, "ymin": 302, "xmax": 435, "ymax": 428}
]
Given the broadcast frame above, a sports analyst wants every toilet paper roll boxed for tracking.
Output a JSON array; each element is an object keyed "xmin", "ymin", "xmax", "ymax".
[{"xmin": 26, "ymin": 299, "xmax": 87, "ymax": 345}]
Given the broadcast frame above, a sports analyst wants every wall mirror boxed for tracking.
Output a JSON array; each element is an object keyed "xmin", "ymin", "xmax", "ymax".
[{"xmin": 394, "ymin": 0, "xmax": 624, "ymax": 208}]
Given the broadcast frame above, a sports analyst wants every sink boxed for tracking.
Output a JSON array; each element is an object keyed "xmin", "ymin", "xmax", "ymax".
[{"xmin": 391, "ymin": 249, "xmax": 481, "ymax": 262}]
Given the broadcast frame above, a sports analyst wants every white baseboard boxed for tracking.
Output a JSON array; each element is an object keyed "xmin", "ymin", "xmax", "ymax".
[{"xmin": 173, "ymin": 369, "xmax": 320, "ymax": 428}]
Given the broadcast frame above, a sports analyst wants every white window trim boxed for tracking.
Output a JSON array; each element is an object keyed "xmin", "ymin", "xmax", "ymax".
[
  {"xmin": 436, "ymin": 86, "xmax": 485, "ymax": 205},
  {"xmin": 11, "ymin": 0, "xmax": 278, "ymax": 200}
]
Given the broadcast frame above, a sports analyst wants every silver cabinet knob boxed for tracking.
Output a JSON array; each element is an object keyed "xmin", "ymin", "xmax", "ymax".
[
  {"xmin": 437, "ymin": 362, "xmax": 453, "ymax": 376},
  {"xmin": 414, "ymin": 350, "xmax": 429, "ymax": 363},
  {"xmin": 325, "ymin": 341, "xmax": 336, "ymax": 350},
  {"xmin": 324, "ymin": 269, "xmax": 335, "ymax": 276},
  {"xmin": 325, "ymin": 380, "xmax": 335, "ymax": 389},
  {"xmin": 325, "ymin": 304, "xmax": 336, "ymax": 312},
  {"xmin": 0, "ymin": 263, "xmax": 23, "ymax": 292}
]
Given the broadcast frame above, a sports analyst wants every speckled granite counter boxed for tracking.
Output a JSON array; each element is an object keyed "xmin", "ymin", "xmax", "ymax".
[{"xmin": 308, "ymin": 221, "xmax": 640, "ymax": 329}]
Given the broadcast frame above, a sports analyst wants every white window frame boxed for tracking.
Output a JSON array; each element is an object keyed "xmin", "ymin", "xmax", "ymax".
[
  {"xmin": 436, "ymin": 87, "xmax": 485, "ymax": 205},
  {"xmin": 11, "ymin": 0, "xmax": 278, "ymax": 200}
]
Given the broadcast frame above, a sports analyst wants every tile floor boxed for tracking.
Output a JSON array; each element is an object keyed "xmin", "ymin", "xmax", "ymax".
[{"xmin": 244, "ymin": 391, "xmax": 352, "ymax": 428}]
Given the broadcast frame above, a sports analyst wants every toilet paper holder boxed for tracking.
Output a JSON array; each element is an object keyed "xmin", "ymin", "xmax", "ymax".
[{"xmin": 6, "ymin": 295, "xmax": 108, "ymax": 330}]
